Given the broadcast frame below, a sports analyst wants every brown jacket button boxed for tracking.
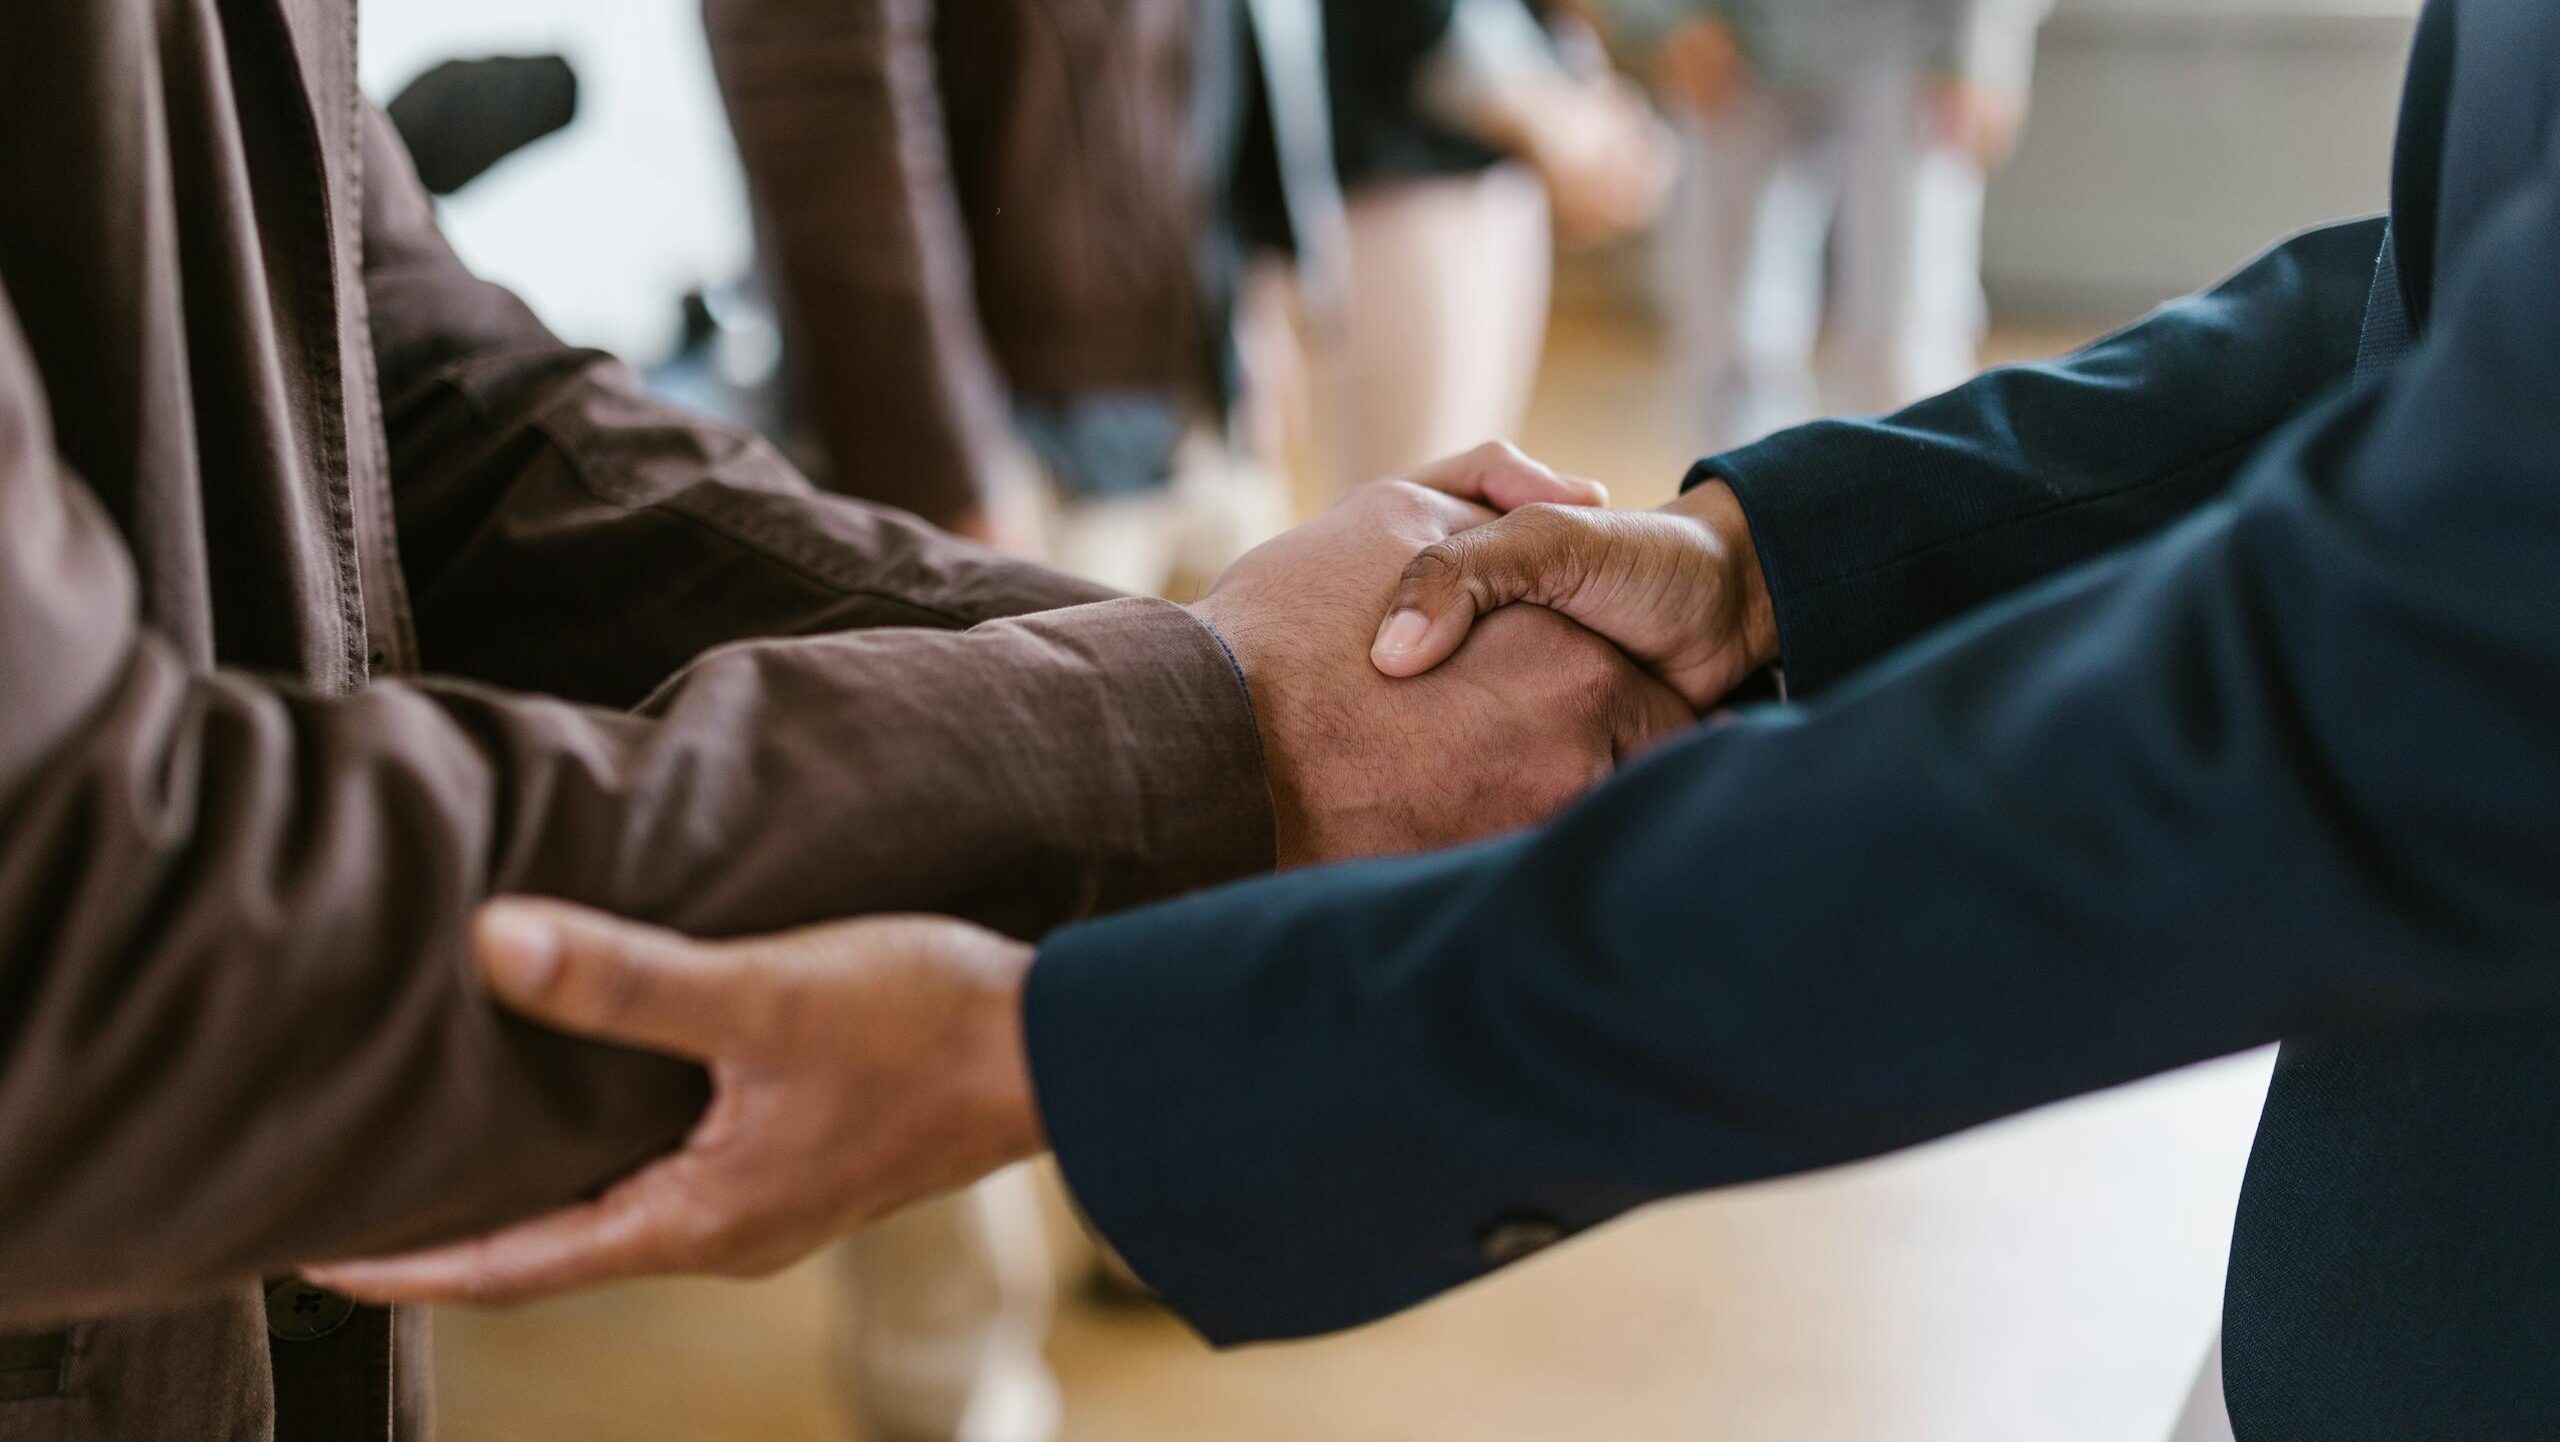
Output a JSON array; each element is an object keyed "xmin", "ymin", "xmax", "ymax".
[
  {"xmin": 265, "ymin": 1280, "xmax": 357, "ymax": 1341},
  {"xmin": 1478, "ymin": 1215, "xmax": 1568, "ymax": 1265}
]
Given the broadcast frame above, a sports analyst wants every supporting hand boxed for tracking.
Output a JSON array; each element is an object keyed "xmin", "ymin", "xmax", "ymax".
[
  {"xmin": 1198, "ymin": 444, "xmax": 1694, "ymax": 867},
  {"xmin": 308, "ymin": 900, "xmax": 1041, "ymax": 1305},
  {"xmin": 1369, "ymin": 479, "xmax": 1779, "ymax": 712}
]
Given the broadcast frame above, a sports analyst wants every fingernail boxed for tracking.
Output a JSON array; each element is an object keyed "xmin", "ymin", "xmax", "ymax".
[
  {"xmin": 1373, "ymin": 609, "xmax": 1431, "ymax": 658},
  {"xmin": 477, "ymin": 904, "xmax": 562, "ymax": 999}
]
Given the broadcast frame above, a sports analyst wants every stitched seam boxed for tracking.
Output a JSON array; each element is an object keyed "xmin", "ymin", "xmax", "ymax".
[
  {"xmin": 241, "ymin": 0, "xmax": 369, "ymax": 690},
  {"xmin": 342, "ymin": 84, "xmax": 421, "ymax": 672}
]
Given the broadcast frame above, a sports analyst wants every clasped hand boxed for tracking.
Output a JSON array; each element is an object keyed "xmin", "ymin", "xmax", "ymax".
[{"xmin": 311, "ymin": 445, "xmax": 1772, "ymax": 1306}]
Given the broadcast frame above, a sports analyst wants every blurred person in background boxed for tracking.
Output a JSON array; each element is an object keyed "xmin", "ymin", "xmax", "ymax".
[
  {"xmin": 703, "ymin": 0, "xmax": 1346, "ymax": 598},
  {"xmin": 1619, "ymin": 0, "xmax": 2053, "ymax": 451},
  {"xmin": 1316, "ymin": 0, "xmax": 1674, "ymax": 487}
]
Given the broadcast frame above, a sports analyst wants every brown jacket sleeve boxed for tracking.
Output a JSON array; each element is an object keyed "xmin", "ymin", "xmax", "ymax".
[
  {"xmin": 0, "ymin": 238, "xmax": 1270, "ymax": 1325},
  {"xmin": 700, "ymin": 0, "xmax": 1011, "ymax": 525},
  {"xmin": 361, "ymin": 108, "xmax": 1065, "ymax": 706}
]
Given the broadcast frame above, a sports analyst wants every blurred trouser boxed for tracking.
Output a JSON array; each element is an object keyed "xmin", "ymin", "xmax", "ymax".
[
  {"xmin": 1331, "ymin": 161, "xmax": 1554, "ymax": 488},
  {"xmin": 1665, "ymin": 62, "xmax": 1988, "ymax": 454},
  {"xmin": 1041, "ymin": 432, "xmax": 1295, "ymax": 600},
  {"xmin": 834, "ymin": 1165, "xmax": 1060, "ymax": 1442},
  {"xmin": 2168, "ymin": 1335, "xmax": 2239, "ymax": 1442}
]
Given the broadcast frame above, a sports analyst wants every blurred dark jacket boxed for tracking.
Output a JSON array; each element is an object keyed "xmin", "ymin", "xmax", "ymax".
[
  {"xmin": 0, "ymin": 1, "xmax": 1272, "ymax": 1438},
  {"xmin": 704, "ymin": 0, "xmax": 1224, "ymax": 519}
]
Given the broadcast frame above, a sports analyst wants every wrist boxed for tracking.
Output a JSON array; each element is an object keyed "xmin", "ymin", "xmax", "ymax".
[
  {"xmin": 962, "ymin": 932, "xmax": 1049, "ymax": 1165},
  {"xmin": 1663, "ymin": 481, "xmax": 1779, "ymax": 672},
  {"xmin": 1188, "ymin": 599, "xmax": 1318, "ymax": 867}
]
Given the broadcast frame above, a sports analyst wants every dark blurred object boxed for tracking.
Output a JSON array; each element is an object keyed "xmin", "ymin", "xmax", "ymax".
[
  {"xmin": 385, "ymin": 55, "xmax": 579, "ymax": 196},
  {"xmin": 645, "ymin": 282, "xmax": 791, "ymax": 446}
]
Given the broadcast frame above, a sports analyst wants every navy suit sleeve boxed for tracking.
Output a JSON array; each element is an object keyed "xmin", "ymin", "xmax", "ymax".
[
  {"xmin": 1708, "ymin": 218, "xmax": 2384, "ymax": 694},
  {"xmin": 1022, "ymin": 183, "xmax": 2560, "ymax": 1343}
]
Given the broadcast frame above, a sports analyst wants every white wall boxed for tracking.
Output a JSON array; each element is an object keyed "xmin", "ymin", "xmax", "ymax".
[
  {"xmin": 360, "ymin": 0, "xmax": 751, "ymax": 362},
  {"xmin": 1985, "ymin": 0, "xmax": 2419, "ymax": 316}
]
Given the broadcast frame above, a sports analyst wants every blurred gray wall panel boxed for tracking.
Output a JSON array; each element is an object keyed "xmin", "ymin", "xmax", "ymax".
[{"xmin": 1984, "ymin": 3, "xmax": 2418, "ymax": 318}]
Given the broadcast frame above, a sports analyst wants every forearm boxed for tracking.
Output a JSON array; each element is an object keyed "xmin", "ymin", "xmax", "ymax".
[
  {"xmin": 1032, "ymin": 435, "xmax": 2558, "ymax": 1344},
  {"xmin": 383, "ymin": 339, "xmax": 1112, "ymax": 706},
  {"xmin": 0, "ymin": 596, "xmax": 1267, "ymax": 1324},
  {"xmin": 1024, "ymin": 168, "xmax": 2560, "ymax": 1338},
  {"xmin": 1700, "ymin": 216, "xmax": 2384, "ymax": 693},
  {"xmin": 365, "ymin": 104, "xmax": 1069, "ymax": 706}
]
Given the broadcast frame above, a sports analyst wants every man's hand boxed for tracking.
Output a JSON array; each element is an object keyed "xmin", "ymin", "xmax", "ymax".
[
  {"xmin": 1198, "ymin": 443, "xmax": 1695, "ymax": 867},
  {"xmin": 1478, "ymin": 75, "xmax": 1677, "ymax": 249},
  {"xmin": 1369, "ymin": 480, "xmax": 1779, "ymax": 711},
  {"xmin": 307, "ymin": 900, "xmax": 1041, "ymax": 1305}
]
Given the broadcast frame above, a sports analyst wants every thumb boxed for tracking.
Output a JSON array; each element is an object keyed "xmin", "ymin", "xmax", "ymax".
[
  {"xmin": 474, "ymin": 898, "xmax": 736, "ymax": 1061},
  {"xmin": 1371, "ymin": 505, "xmax": 1594, "ymax": 679}
]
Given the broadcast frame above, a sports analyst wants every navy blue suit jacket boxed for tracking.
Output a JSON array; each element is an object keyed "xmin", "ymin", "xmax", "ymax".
[{"xmin": 1029, "ymin": 4, "xmax": 2560, "ymax": 1435}]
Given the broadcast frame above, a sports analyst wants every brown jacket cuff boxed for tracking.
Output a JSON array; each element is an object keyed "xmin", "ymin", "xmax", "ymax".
[{"xmin": 1004, "ymin": 596, "xmax": 1278, "ymax": 917}]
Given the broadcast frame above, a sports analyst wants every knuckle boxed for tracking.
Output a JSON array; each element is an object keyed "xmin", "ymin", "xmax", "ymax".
[
  {"xmin": 1510, "ymin": 502, "xmax": 1585, "ymax": 541},
  {"xmin": 1365, "ymin": 477, "xmax": 1432, "ymax": 510},
  {"xmin": 677, "ymin": 1205, "xmax": 749, "ymax": 1263},
  {"xmin": 576, "ymin": 948, "xmax": 656, "ymax": 1028},
  {"xmin": 451, "ymin": 1273, "xmax": 506, "ymax": 1307},
  {"xmin": 1397, "ymin": 543, "xmax": 1465, "ymax": 591}
]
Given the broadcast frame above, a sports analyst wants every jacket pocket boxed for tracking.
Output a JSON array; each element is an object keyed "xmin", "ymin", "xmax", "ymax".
[{"xmin": 0, "ymin": 1331, "xmax": 68, "ymax": 1402}]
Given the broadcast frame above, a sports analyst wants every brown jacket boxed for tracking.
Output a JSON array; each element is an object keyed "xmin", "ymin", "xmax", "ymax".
[
  {"xmin": 0, "ymin": 2, "xmax": 1272, "ymax": 1439},
  {"xmin": 703, "ymin": 0, "xmax": 1215, "ymax": 522}
]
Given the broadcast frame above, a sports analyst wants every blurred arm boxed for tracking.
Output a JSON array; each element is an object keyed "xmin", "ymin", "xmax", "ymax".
[
  {"xmin": 1411, "ymin": 0, "xmax": 1566, "ymax": 134},
  {"xmin": 1953, "ymin": 0, "xmax": 2057, "ymax": 98}
]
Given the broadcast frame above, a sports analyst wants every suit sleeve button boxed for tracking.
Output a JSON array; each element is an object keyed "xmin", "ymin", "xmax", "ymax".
[
  {"xmin": 1478, "ymin": 1215, "xmax": 1568, "ymax": 1265},
  {"xmin": 265, "ymin": 1280, "xmax": 358, "ymax": 1341}
]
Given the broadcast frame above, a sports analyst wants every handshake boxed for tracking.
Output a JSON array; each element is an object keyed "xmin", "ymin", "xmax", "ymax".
[{"xmin": 309, "ymin": 443, "xmax": 1781, "ymax": 1306}]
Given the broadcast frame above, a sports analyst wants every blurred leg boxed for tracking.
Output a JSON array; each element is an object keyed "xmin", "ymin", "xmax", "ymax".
[
  {"xmin": 1664, "ymin": 94, "xmax": 1823, "ymax": 453},
  {"xmin": 1827, "ymin": 62, "xmax": 1986, "ymax": 416},
  {"xmin": 1163, "ymin": 430, "xmax": 1295, "ymax": 600},
  {"xmin": 1904, "ymin": 144, "xmax": 1991, "ymax": 396},
  {"xmin": 1332, "ymin": 161, "xmax": 1553, "ymax": 488},
  {"xmin": 1045, "ymin": 488, "xmax": 1182, "ymax": 597},
  {"xmin": 834, "ymin": 1166, "xmax": 1060, "ymax": 1442}
]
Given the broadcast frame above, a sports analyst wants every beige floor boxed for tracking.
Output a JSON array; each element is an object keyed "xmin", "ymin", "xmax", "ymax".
[{"xmin": 432, "ymin": 303, "xmax": 2277, "ymax": 1442}]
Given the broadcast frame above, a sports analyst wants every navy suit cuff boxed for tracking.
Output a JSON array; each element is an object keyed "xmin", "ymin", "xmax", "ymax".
[{"xmin": 1683, "ymin": 440, "xmax": 1858, "ymax": 695}]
